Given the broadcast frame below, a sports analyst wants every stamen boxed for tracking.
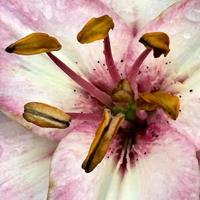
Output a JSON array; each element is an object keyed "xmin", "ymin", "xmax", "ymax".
[
  {"xmin": 104, "ymin": 35, "xmax": 121, "ymax": 85},
  {"xmin": 127, "ymin": 32, "xmax": 170, "ymax": 98},
  {"xmin": 77, "ymin": 15, "xmax": 120, "ymax": 86},
  {"xmin": 127, "ymin": 48, "xmax": 152, "ymax": 98},
  {"xmin": 47, "ymin": 53, "xmax": 112, "ymax": 107},
  {"xmin": 82, "ymin": 109, "xmax": 124, "ymax": 172}
]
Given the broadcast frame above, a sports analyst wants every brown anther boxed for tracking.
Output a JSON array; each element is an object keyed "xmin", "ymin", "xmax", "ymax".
[
  {"xmin": 77, "ymin": 15, "xmax": 114, "ymax": 44},
  {"xmin": 5, "ymin": 33, "xmax": 61, "ymax": 55},
  {"xmin": 82, "ymin": 109, "xmax": 124, "ymax": 172},
  {"xmin": 23, "ymin": 102, "xmax": 71, "ymax": 128},
  {"xmin": 138, "ymin": 91, "xmax": 180, "ymax": 120},
  {"xmin": 139, "ymin": 32, "xmax": 170, "ymax": 58}
]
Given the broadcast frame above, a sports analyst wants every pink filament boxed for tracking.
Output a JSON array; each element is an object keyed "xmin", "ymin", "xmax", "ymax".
[
  {"xmin": 47, "ymin": 52, "xmax": 112, "ymax": 107},
  {"xmin": 127, "ymin": 48, "xmax": 152, "ymax": 98},
  {"xmin": 104, "ymin": 35, "xmax": 121, "ymax": 85},
  {"xmin": 67, "ymin": 112, "xmax": 101, "ymax": 121}
]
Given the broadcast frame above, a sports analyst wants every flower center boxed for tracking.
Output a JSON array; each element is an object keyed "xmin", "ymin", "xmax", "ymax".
[
  {"xmin": 111, "ymin": 79, "xmax": 135, "ymax": 122},
  {"xmin": 5, "ymin": 15, "xmax": 180, "ymax": 173}
]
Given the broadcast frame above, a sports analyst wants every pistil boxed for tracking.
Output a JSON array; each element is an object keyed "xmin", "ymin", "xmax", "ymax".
[
  {"xmin": 47, "ymin": 52, "xmax": 112, "ymax": 107},
  {"xmin": 104, "ymin": 35, "xmax": 121, "ymax": 85}
]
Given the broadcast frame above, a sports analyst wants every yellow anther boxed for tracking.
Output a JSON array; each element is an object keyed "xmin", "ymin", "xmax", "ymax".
[
  {"xmin": 23, "ymin": 102, "xmax": 71, "ymax": 128},
  {"xmin": 138, "ymin": 91, "xmax": 180, "ymax": 120},
  {"xmin": 77, "ymin": 15, "xmax": 114, "ymax": 44},
  {"xmin": 139, "ymin": 32, "xmax": 170, "ymax": 58},
  {"xmin": 5, "ymin": 33, "xmax": 61, "ymax": 55},
  {"xmin": 82, "ymin": 109, "xmax": 124, "ymax": 173}
]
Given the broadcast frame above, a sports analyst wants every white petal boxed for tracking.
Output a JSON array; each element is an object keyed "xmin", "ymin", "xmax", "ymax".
[
  {"xmin": 101, "ymin": 0, "xmax": 179, "ymax": 29},
  {"xmin": 170, "ymin": 89, "xmax": 200, "ymax": 149},
  {"xmin": 0, "ymin": 112, "xmax": 57, "ymax": 199}
]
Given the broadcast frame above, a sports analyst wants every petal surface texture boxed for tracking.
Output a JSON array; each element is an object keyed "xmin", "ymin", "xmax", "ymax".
[
  {"xmin": 0, "ymin": 0, "xmax": 132, "ymax": 139},
  {"xmin": 48, "ymin": 124, "xmax": 200, "ymax": 200},
  {"xmin": 101, "ymin": 0, "xmax": 180, "ymax": 29},
  {"xmin": 126, "ymin": 0, "xmax": 200, "ymax": 148},
  {"xmin": 0, "ymin": 112, "xmax": 57, "ymax": 200}
]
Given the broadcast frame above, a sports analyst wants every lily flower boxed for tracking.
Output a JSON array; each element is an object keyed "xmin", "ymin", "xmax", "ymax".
[{"xmin": 0, "ymin": 0, "xmax": 200, "ymax": 199}]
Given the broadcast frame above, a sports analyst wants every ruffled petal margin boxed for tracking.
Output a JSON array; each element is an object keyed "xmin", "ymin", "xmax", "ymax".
[
  {"xmin": 0, "ymin": 112, "xmax": 57, "ymax": 199},
  {"xmin": 48, "ymin": 123, "xmax": 200, "ymax": 200}
]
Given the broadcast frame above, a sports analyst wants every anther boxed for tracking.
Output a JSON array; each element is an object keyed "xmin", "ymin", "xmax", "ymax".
[
  {"xmin": 82, "ymin": 109, "xmax": 124, "ymax": 172},
  {"xmin": 5, "ymin": 33, "xmax": 61, "ymax": 55},
  {"xmin": 137, "ymin": 91, "xmax": 180, "ymax": 120},
  {"xmin": 23, "ymin": 102, "xmax": 71, "ymax": 128}
]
